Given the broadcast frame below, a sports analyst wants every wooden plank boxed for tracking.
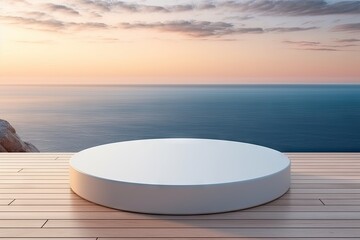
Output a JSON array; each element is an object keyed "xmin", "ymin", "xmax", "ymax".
[
  {"xmin": 287, "ymin": 155, "xmax": 360, "ymax": 157},
  {"xmin": 0, "ymin": 161, "xmax": 66, "ymax": 164},
  {"xmin": 1, "ymin": 166, "xmax": 69, "ymax": 169},
  {"xmin": 286, "ymin": 152, "xmax": 360, "ymax": 155},
  {"xmin": 298, "ymin": 163, "xmax": 359, "ymax": 166},
  {"xmin": 0, "ymin": 159, "xmax": 70, "ymax": 162},
  {"xmin": 0, "ymin": 188, "xmax": 356, "ymax": 196},
  {"xmin": 291, "ymin": 183, "xmax": 360, "ymax": 189},
  {"xmin": 2, "ymin": 228, "xmax": 360, "ymax": 238},
  {"xmin": 10, "ymin": 199, "xmax": 321, "ymax": 206},
  {"xmin": 0, "ymin": 163, "xmax": 69, "ymax": 166},
  {"xmin": 21, "ymin": 169, "xmax": 69, "ymax": 173},
  {"xmin": 0, "ymin": 180, "xmax": 69, "ymax": 184},
  {"xmin": 291, "ymin": 176, "xmax": 360, "ymax": 180},
  {"xmin": 0, "ymin": 153, "xmax": 72, "ymax": 156},
  {"xmin": 292, "ymin": 172, "xmax": 360, "ymax": 176},
  {"xmin": 292, "ymin": 179, "xmax": 360, "ymax": 183},
  {"xmin": 0, "ymin": 158, "xmax": 66, "ymax": 161},
  {"xmin": 289, "ymin": 156, "xmax": 360, "ymax": 159},
  {"xmin": 291, "ymin": 161, "xmax": 360, "ymax": 164},
  {"xmin": 292, "ymin": 169, "xmax": 360, "ymax": 172},
  {"xmin": 0, "ymin": 169, "xmax": 22, "ymax": 173},
  {"xmin": 0, "ymin": 239, "xmax": 94, "ymax": 240},
  {"xmin": 43, "ymin": 219, "xmax": 360, "ymax": 228},
  {"xmin": 0, "ymin": 184, "xmax": 69, "ymax": 189},
  {"xmin": 12, "ymin": 199, "xmax": 93, "ymax": 206},
  {"xmin": 0, "ymin": 157, "xmax": 61, "ymax": 159},
  {"xmin": 291, "ymin": 166, "xmax": 360, "ymax": 169},
  {"xmin": 291, "ymin": 159, "xmax": 360, "ymax": 161},
  {"xmin": 245, "ymin": 205, "xmax": 360, "ymax": 212},
  {"xmin": 0, "ymin": 188, "xmax": 72, "ymax": 193},
  {"xmin": 266, "ymin": 199, "xmax": 323, "ymax": 206},
  {"xmin": 281, "ymin": 193, "xmax": 360, "ymax": 199},
  {"xmin": 289, "ymin": 189, "xmax": 360, "ymax": 194},
  {"xmin": 290, "ymin": 160, "xmax": 360, "ymax": 162},
  {"xmin": 0, "ymin": 205, "xmax": 115, "ymax": 212},
  {"xmin": 3, "ymin": 210, "xmax": 360, "ymax": 220},
  {"xmin": 291, "ymin": 160, "xmax": 360, "ymax": 162},
  {"xmin": 100, "ymin": 238, "xmax": 360, "ymax": 240},
  {"xmin": 0, "ymin": 199, "xmax": 13, "ymax": 205},
  {"xmin": 288, "ymin": 157, "xmax": 360, "ymax": 160},
  {"xmin": 322, "ymin": 199, "xmax": 360, "ymax": 205},
  {"xmin": 0, "ymin": 176, "xmax": 68, "ymax": 180},
  {"xmin": 0, "ymin": 219, "xmax": 46, "ymax": 227},
  {"xmin": 0, "ymin": 193, "xmax": 80, "ymax": 199},
  {"xmin": 292, "ymin": 162, "xmax": 360, "ymax": 164},
  {"xmin": 14, "ymin": 172, "xmax": 68, "ymax": 176}
]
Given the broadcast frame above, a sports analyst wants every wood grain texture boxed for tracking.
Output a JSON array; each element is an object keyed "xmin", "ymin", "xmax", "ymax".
[
  {"xmin": 43, "ymin": 219, "xmax": 360, "ymax": 228},
  {"xmin": 2, "ymin": 228, "xmax": 360, "ymax": 238},
  {"xmin": 0, "ymin": 153, "xmax": 359, "ymax": 239}
]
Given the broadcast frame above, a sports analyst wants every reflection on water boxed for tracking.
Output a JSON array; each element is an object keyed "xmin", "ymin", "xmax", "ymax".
[{"xmin": 1, "ymin": 85, "xmax": 359, "ymax": 152}]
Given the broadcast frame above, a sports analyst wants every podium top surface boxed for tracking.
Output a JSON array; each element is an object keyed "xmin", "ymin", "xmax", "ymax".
[{"xmin": 70, "ymin": 138, "xmax": 290, "ymax": 186}]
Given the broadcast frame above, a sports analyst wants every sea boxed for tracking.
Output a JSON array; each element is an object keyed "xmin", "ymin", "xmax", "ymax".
[{"xmin": 1, "ymin": 84, "xmax": 359, "ymax": 152}]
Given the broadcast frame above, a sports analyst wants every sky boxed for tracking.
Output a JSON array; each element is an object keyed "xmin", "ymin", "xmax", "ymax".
[{"xmin": 0, "ymin": 0, "xmax": 360, "ymax": 84}]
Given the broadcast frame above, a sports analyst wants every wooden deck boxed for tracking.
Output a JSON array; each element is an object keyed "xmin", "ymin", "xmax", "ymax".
[{"xmin": 0, "ymin": 153, "xmax": 360, "ymax": 239}]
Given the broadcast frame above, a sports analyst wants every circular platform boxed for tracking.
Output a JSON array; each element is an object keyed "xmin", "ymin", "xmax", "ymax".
[{"xmin": 70, "ymin": 138, "xmax": 291, "ymax": 215}]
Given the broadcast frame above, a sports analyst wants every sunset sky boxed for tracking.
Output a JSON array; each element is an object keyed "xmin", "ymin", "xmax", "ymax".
[{"xmin": 0, "ymin": 0, "xmax": 360, "ymax": 84}]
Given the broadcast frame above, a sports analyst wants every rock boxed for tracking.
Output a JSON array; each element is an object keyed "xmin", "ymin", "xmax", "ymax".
[
  {"xmin": 0, "ymin": 119, "xmax": 39, "ymax": 152},
  {"xmin": 24, "ymin": 142, "xmax": 40, "ymax": 152},
  {"xmin": 0, "ymin": 144, "xmax": 6, "ymax": 152}
]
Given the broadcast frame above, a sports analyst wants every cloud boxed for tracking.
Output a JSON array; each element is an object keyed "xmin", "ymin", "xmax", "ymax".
[
  {"xmin": 302, "ymin": 47, "xmax": 339, "ymax": 51},
  {"xmin": 0, "ymin": 0, "xmax": 340, "ymax": 39},
  {"xmin": 336, "ymin": 38, "xmax": 360, "ymax": 43},
  {"xmin": 71, "ymin": 0, "xmax": 111, "ymax": 12},
  {"xmin": 197, "ymin": 3, "xmax": 217, "ymax": 10},
  {"xmin": 121, "ymin": 20, "xmax": 318, "ymax": 37},
  {"xmin": 22, "ymin": 11, "xmax": 49, "ymax": 18},
  {"xmin": 68, "ymin": 0, "xmax": 360, "ymax": 15},
  {"xmin": 5, "ymin": 0, "xmax": 360, "ymax": 17},
  {"xmin": 167, "ymin": 4, "xmax": 193, "ymax": 12},
  {"xmin": 283, "ymin": 40, "xmax": 339, "ymax": 51},
  {"xmin": 70, "ymin": 0, "xmax": 201, "ymax": 13},
  {"xmin": 235, "ymin": 27, "xmax": 264, "ymax": 34},
  {"xmin": 283, "ymin": 40, "xmax": 321, "ymax": 46},
  {"xmin": 332, "ymin": 23, "xmax": 360, "ymax": 32},
  {"xmin": 266, "ymin": 27, "xmax": 318, "ymax": 32},
  {"xmin": 220, "ymin": 0, "xmax": 360, "ymax": 16},
  {"xmin": 78, "ymin": 22, "xmax": 109, "ymax": 30},
  {"xmin": 225, "ymin": 15, "xmax": 255, "ymax": 21},
  {"xmin": 121, "ymin": 21, "xmax": 235, "ymax": 37},
  {"xmin": 283, "ymin": 39, "xmax": 359, "ymax": 51},
  {"xmin": 0, "ymin": 15, "xmax": 109, "ymax": 32},
  {"xmin": 0, "ymin": 15, "xmax": 65, "ymax": 30},
  {"xmin": 42, "ymin": 3, "xmax": 80, "ymax": 16},
  {"xmin": 137, "ymin": 5, "xmax": 168, "ymax": 13}
]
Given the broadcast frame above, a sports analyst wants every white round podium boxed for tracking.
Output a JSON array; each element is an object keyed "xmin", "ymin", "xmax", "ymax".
[{"xmin": 70, "ymin": 138, "xmax": 290, "ymax": 215}]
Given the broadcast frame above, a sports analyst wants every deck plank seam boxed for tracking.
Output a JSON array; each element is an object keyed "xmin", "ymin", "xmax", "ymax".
[
  {"xmin": 41, "ymin": 219, "xmax": 49, "ymax": 228},
  {"xmin": 7, "ymin": 199, "xmax": 15, "ymax": 205}
]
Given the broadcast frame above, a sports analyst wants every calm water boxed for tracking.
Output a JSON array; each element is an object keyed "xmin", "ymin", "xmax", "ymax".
[{"xmin": 1, "ymin": 85, "xmax": 359, "ymax": 152}]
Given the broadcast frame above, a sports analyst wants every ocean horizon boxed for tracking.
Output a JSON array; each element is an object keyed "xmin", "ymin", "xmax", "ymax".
[{"xmin": 1, "ymin": 84, "xmax": 359, "ymax": 152}]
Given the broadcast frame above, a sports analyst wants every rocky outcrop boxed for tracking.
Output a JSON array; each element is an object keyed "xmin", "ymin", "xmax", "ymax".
[{"xmin": 0, "ymin": 119, "xmax": 39, "ymax": 152}]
